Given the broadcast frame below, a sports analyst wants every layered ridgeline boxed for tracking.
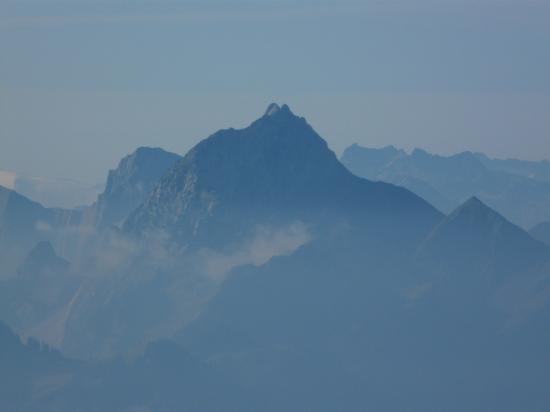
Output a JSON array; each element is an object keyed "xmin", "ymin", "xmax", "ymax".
[
  {"xmin": 0, "ymin": 185, "xmax": 81, "ymax": 277},
  {"xmin": 3, "ymin": 104, "xmax": 550, "ymax": 411},
  {"xmin": 341, "ymin": 144, "xmax": 550, "ymax": 228},
  {"xmin": 0, "ymin": 147, "xmax": 180, "ymax": 275},
  {"xmin": 59, "ymin": 104, "xmax": 441, "ymax": 359},
  {"xmin": 0, "ymin": 147, "xmax": 183, "ymax": 357}
]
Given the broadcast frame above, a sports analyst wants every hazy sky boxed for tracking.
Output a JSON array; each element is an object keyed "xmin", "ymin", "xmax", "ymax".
[{"xmin": 1, "ymin": 0, "xmax": 549, "ymax": 182}]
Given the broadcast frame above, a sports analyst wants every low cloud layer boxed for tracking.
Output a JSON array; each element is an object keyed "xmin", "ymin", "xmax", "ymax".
[{"xmin": 197, "ymin": 222, "xmax": 311, "ymax": 280}]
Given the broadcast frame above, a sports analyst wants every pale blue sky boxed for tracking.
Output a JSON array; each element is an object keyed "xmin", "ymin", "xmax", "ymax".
[{"xmin": 1, "ymin": 0, "xmax": 549, "ymax": 182}]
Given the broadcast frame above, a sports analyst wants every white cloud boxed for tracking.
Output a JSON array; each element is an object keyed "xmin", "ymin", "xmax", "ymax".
[{"xmin": 197, "ymin": 222, "xmax": 311, "ymax": 280}]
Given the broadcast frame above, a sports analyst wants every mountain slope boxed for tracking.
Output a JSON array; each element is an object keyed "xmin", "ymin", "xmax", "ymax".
[
  {"xmin": 0, "ymin": 321, "xmax": 76, "ymax": 411},
  {"xmin": 412, "ymin": 197, "xmax": 550, "ymax": 333},
  {"xmin": 178, "ymin": 197, "xmax": 550, "ymax": 412},
  {"xmin": 416, "ymin": 196, "xmax": 550, "ymax": 277},
  {"xmin": 0, "ymin": 186, "xmax": 81, "ymax": 276},
  {"xmin": 0, "ymin": 241, "xmax": 80, "ymax": 346},
  {"xmin": 530, "ymin": 221, "xmax": 550, "ymax": 246},
  {"xmin": 0, "ymin": 322, "xmax": 235, "ymax": 412}
]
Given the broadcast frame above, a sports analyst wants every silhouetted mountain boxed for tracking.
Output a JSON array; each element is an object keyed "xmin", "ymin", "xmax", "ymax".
[
  {"xmin": 530, "ymin": 221, "xmax": 550, "ymax": 246},
  {"xmin": 341, "ymin": 144, "xmax": 550, "ymax": 228},
  {"xmin": 19, "ymin": 241, "xmax": 70, "ymax": 275},
  {"xmin": 125, "ymin": 105, "xmax": 440, "ymax": 249},
  {"xmin": 410, "ymin": 197, "xmax": 550, "ymax": 363},
  {"xmin": 90, "ymin": 147, "xmax": 182, "ymax": 228},
  {"xmin": 416, "ymin": 196, "xmax": 550, "ymax": 277},
  {"xmin": 59, "ymin": 104, "xmax": 441, "ymax": 360},
  {"xmin": 413, "ymin": 198, "xmax": 550, "ymax": 320}
]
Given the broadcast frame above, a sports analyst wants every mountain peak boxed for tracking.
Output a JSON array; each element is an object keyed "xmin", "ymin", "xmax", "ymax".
[
  {"xmin": 18, "ymin": 241, "xmax": 69, "ymax": 277},
  {"xmin": 416, "ymin": 194, "xmax": 550, "ymax": 279},
  {"xmin": 264, "ymin": 103, "xmax": 281, "ymax": 116},
  {"xmin": 124, "ymin": 105, "xmax": 440, "ymax": 247},
  {"xmin": 263, "ymin": 103, "xmax": 294, "ymax": 118},
  {"xmin": 461, "ymin": 195, "xmax": 483, "ymax": 208},
  {"xmin": 444, "ymin": 196, "xmax": 504, "ymax": 227},
  {"xmin": 28, "ymin": 240, "xmax": 57, "ymax": 261}
]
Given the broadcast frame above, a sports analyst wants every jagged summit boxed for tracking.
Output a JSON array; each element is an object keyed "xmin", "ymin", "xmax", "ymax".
[
  {"xmin": 263, "ymin": 103, "xmax": 293, "ymax": 118},
  {"xmin": 264, "ymin": 103, "xmax": 281, "ymax": 116},
  {"xmin": 453, "ymin": 195, "xmax": 483, "ymax": 210}
]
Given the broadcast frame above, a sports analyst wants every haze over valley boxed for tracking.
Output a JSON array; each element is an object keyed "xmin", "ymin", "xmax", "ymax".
[
  {"xmin": 1, "ymin": 104, "xmax": 550, "ymax": 411},
  {"xmin": 2, "ymin": 0, "xmax": 550, "ymax": 410}
]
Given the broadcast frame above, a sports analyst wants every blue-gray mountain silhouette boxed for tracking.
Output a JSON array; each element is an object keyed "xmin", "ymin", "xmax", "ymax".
[
  {"xmin": 475, "ymin": 152, "xmax": 550, "ymax": 183},
  {"xmin": 125, "ymin": 104, "xmax": 440, "ymax": 249}
]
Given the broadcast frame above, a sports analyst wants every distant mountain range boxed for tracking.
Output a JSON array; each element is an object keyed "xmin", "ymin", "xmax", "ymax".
[
  {"xmin": 341, "ymin": 144, "xmax": 550, "ymax": 228},
  {"xmin": 0, "ymin": 170, "xmax": 102, "ymax": 209},
  {"xmin": 1, "ymin": 104, "xmax": 550, "ymax": 411}
]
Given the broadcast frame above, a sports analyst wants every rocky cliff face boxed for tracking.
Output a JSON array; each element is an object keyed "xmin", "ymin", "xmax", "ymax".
[{"xmin": 91, "ymin": 147, "xmax": 182, "ymax": 228}]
